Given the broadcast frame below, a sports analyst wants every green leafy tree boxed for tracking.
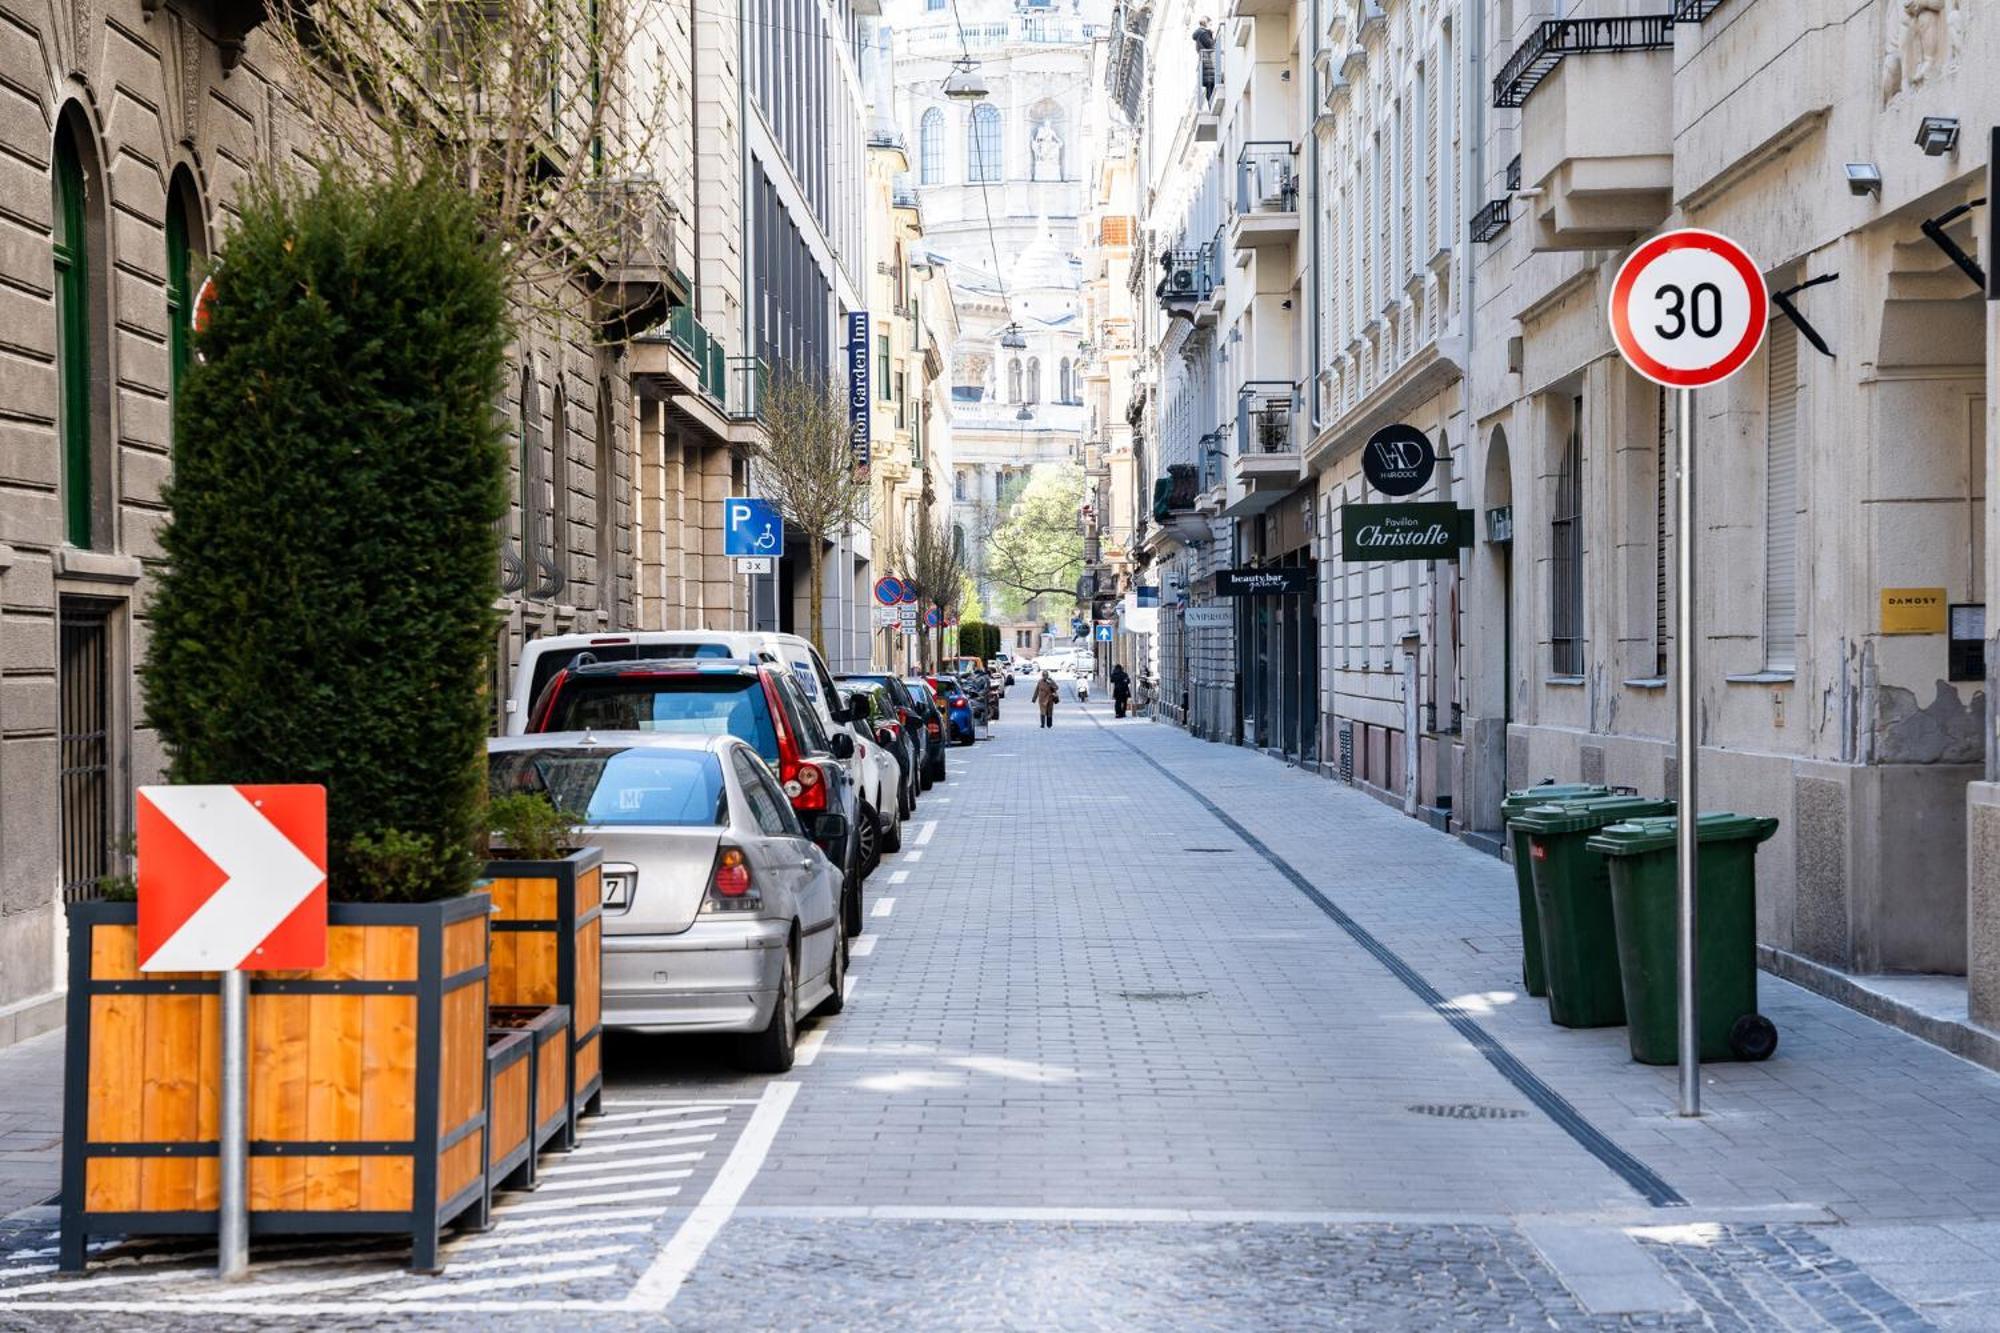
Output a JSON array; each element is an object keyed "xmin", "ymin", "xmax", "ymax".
[
  {"xmin": 982, "ymin": 464, "xmax": 1085, "ymax": 618},
  {"xmin": 144, "ymin": 171, "xmax": 511, "ymax": 902}
]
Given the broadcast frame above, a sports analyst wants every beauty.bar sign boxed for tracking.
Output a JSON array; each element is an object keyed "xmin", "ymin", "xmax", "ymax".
[
  {"xmin": 1341, "ymin": 503, "xmax": 1473, "ymax": 561},
  {"xmin": 846, "ymin": 311, "xmax": 870, "ymax": 473},
  {"xmin": 1215, "ymin": 565, "xmax": 1315, "ymax": 597}
]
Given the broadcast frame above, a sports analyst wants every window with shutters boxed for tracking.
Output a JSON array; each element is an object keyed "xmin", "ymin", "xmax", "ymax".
[
  {"xmin": 1550, "ymin": 397, "xmax": 1585, "ymax": 677},
  {"xmin": 1435, "ymin": 31, "xmax": 1453, "ymax": 253},
  {"xmin": 1400, "ymin": 93, "xmax": 1414, "ymax": 282},
  {"xmin": 1764, "ymin": 312, "xmax": 1800, "ymax": 672}
]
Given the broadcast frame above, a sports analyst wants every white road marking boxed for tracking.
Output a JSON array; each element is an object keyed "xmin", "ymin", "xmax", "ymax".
[
  {"xmin": 498, "ymin": 1186, "xmax": 683, "ymax": 1215},
  {"xmin": 587, "ymin": 1106, "xmax": 732, "ymax": 1124},
  {"xmin": 901, "ymin": 850, "xmax": 923, "ymax": 861},
  {"xmin": 872, "ymin": 898, "xmax": 895, "ymax": 918},
  {"xmin": 0, "ymin": 1298, "xmax": 631, "ymax": 1315},
  {"xmin": 540, "ymin": 1151, "xmax": 706, "ymax": 1176},
  {"xmin": 913, "ymin": 821, "xmax": 938, "ymax": 846},
  {"xmin": 888, "ymin": 870, "xmax": 910, "ymax": 884},
  {"xmin": 569, "ymin": 1129, "xmax": 721, "ymax": 1155},
  {"xmin": 534, "ymin": 1168, "xmax": 694, "ymax": 1192},
  {"xmin": 450, "ymin": 1223, "xmax": 656, "ymax": 1250},
  {"xmin": 494, "ymin": 1205, "xmax": 670, "ymax": 1230},
  {"xmin": 572, "ymin": 1116, "xmax": 726, "ymax": 1139},
  {"xmin": 624, "ymin": 1080, "xmax": 800, "ymax": 1310},
  {"xmin": 793, "ymin": 1024, "xmax": 829, "ymax": 1066},
  {"xmin": 180, "ymin": 1245, "xmax": 635, "ymax": 1302},
  {"xmin": 598, "ymin": 1097, "xmax": 760, "ymax": 1108},
  {"xmin": 851, "ymin": 935, "xmax": 878, "ymax": 957},
  {"xmin": 372, "ymin": 1264, "xmax": 623, "ymax": 1302}
]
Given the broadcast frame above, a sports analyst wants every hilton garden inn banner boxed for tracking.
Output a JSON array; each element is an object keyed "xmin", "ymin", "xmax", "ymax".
[{"xmin": 1340, "ymin": 503, "xmax": 1474, "ymax": 562}]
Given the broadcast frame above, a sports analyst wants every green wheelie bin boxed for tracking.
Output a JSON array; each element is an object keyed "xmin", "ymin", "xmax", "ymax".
[
  {"xmin": 1588, "ymin": 814, "xmax": 1781, "ymax": 1064},
  {"xmin": 1510, "ymin": 796, "xmax": 1674, "ymax": 1028},
  {"xmin": 1501, "ymin": 784, "xmax": 1611, "ymax": 997}
]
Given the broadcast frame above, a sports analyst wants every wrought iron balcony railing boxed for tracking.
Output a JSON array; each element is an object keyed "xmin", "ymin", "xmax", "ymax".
[
  {"xmin": 667, "ymin": 305, "xmax": 730, "ymax": 404},
  {"xmin": 1505, "ymin": 154, "xmax": 1522, "ymax": 192},
  {"xmin": 1236, "ymin": 382, "xmax": 1298, "ymax": 456},
  {"xmin": 1470, "ymin": 196, "xmax": 1511, "ymax": 243},
  {"xmin": 1236, "ymin": 141, "xmax": 1299, "ymax": 214},
  {"xmin": 1492, "ymin": 15, "xmax": 1675, "ymax": 109},
  {"xmin": 1156, "ymin": 249, "xmax": 1207, "ymax": 306},
  {"xmin": 1198, "ymin": 432, "xmax": 1228, "ymax": 491},
  {"xmin": 1674, "ymin": 0, "xmax": 1726, "ymax": 19}
]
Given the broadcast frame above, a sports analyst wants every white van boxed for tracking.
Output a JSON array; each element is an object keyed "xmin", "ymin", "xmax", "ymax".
[{"xmin": 510, "ymin": 630, "xmax": 852, "ymax": 740}]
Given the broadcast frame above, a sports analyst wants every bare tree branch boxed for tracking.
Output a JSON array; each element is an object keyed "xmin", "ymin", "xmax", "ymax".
[{"xmin": 755, "ymin": 370, "xmax": 868, "ymax": 654}]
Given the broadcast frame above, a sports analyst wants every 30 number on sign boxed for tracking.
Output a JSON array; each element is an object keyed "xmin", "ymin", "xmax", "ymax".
[{"xmin": 1608, "ymin": 230, "xmax": 1767, "ymax": 390}]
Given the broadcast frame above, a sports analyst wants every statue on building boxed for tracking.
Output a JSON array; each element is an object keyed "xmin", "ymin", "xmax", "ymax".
[
  {"xmin": 1881, "ymin": 0, "xmax": 1960, "ymax": 102},
  {"xmin": 1030, "ymin": 119, "xmax": 1063, "ymax": 181}
]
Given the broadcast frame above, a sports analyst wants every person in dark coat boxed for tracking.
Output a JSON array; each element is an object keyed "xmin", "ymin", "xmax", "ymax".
[
  {"xmin": 1192, "ymin": 19, "xmax": 1216, "ymax": 101},
  {"xmin": 1110, "ymin": 664, "xmax": 1133, "ymax": 718}
]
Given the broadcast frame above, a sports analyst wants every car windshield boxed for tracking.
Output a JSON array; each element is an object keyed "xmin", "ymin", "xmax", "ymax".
[
  {"xmin": 543, "ymin": 674, "xmax": 780, "ymax": 764},
  {"xmin": 488, "ymin": 746, "xmax": 727, "ymax": 827},
  {"xmin": 527, "ymin": 642, "xmax": 732, "ymax": 713}
]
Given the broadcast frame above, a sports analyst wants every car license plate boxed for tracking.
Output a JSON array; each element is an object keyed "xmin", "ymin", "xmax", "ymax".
[{"xmin": 602, "ymin": 869, "xmax": 635, "ymax": 909}]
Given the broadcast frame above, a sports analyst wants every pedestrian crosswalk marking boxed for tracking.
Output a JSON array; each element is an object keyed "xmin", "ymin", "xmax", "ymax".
[
  {"xmin": 177, "ymin": 1244, "xmax": 637, "ymax": 1303},
  {"xmin": 540, "ymin": 1151, "xmax": 705, "ymax": 1175},
  {"xmin": 498, "ymin": 1185, "xmax": 683, "ymax": 1214},
  {"xmin": 533, "ymin": 1168, "xmax": 693, "ymax": 1192},
  {"xmin": 590, "ymin": 1105, "xmax": 732, "ymax": 1124},
  {"xmin": 371, "ymin": 1264, "xmax": 623, "ymax": 1302},
  {"xmin": 573, "ymin": 1115, "xmax": 727, "ymax": 1138},
  {"xmin": 570, "ymin": 1128, "xmax": 722, "ymax": 1154}
]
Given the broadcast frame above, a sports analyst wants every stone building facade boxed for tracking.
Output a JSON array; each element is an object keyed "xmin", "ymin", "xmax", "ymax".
[{"xmin": 0, "ymin": 0, "xmax": 649, "ymax": 1043}]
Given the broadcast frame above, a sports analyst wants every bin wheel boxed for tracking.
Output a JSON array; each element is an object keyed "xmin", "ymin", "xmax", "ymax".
[{"xmin": 1728, "ymin": 1013, "xmax": 1778, "ymax": 1062}]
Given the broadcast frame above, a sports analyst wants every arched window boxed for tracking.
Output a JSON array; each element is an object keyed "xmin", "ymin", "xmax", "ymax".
[
  {"xmin": 53, "ymin": 107, "xmax": 110, "ymax": 549},
  {"xmin": 595, "ymin": 377, "xmax": 618, "ymax": 617},
  {"xmin": 1058, "ymin": 357, "xmax": 1071, "ymax": 403},
  {"xmin": 1007, "ymin": 358, "xmax": 1022, "ymax": 403},
  {"xmin": 1025, "ymin": 357, "xmax": 1040, "ymax": 404},
  {"xmin": 165, "ymin": 169, "xmax": 205, "ymax": 456},
  {"xmin": 919, "ymin": 108, "xmax": 944, "ymax": 184},
  {"xmin": 926, "ymin": 0, "xmax": 945, "ymax": 9},
  {"xmin": 967, "ymin": 104, "xmax": 1001, "ymax": 183}
]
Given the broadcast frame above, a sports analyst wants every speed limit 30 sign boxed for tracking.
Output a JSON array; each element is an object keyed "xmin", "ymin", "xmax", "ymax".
[{"xmin": 1609, "ymin": 229, "xmax": 1768, "ymax": 389}]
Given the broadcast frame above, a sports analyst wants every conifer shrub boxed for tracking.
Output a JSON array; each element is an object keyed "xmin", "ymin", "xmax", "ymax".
[{"xmin": 145, "ymin": 170, "xmax": 510, "ymax": 902}]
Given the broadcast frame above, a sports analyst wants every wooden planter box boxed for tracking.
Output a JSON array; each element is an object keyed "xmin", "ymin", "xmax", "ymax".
[
  {"xmin": 484, "ymin": 1029, "xmax": 533, "ymax": 1200},
  {"xmin": 58, "ymin": 894, "xmax": 492, "ymax": 1274},
  {"xmin": 490, "ymin": 1005, "xmax": 570, "ymax": 1161},
  {"xmin": 484, "ymin": 847, "xmax": 604, "ymax": 1140}
]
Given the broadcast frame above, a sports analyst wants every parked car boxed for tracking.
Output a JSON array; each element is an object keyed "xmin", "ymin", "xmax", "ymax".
[
  {"xmin": 835, "ymin": 683, "xmax": 903, "ymax": 866},
  {"xmin": 525, "ymin": 657, "xmax": 871, "ymax": 936},
  {"xmin": 487, "ymin": 732, "xmax": 847, "ymax": 1073},
  {"xmin": 901, "ymin": 677, "xmax": 949, "ymax": 784},
  {"xmin": 839, "ymin": 676, "xmax": 921, "ymax": 817},
  {"xmin": 930, "ymin": 675, "xmax": 977, "ymax": 746}
]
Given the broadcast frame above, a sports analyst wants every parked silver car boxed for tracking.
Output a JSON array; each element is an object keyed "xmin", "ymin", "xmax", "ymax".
[{"xmin": 487, "ymin": 731, "xmax": 847, "ymax": 1072}]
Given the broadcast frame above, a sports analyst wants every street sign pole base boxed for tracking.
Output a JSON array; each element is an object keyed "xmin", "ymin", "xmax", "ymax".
[{"xmin": 218, "ymin": 967, "xmax": 249, "ymax": 1279}]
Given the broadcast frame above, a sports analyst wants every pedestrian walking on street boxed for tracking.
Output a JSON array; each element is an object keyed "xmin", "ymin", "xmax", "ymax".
[
  {"xmin": 1111, "ymin": 663, "xmax": 1132, "ymax": 719},
  {"xmin": 1034, "ymin": 672, "xmax": 1059, "ymax": 728}
]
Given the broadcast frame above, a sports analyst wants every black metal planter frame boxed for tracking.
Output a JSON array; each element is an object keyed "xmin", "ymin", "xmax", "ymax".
[
  {"xmin": 58, "ymin": 895, "xmax": 492, "ymax": 1274},
  {"xmin": 485, "ymin": 848, "xmax": 605, "ymax": 1139}
]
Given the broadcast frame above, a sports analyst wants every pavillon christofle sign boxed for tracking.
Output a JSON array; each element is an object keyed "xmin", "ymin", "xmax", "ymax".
[{"xmin": 1341, "ymin": 503, "xmax": 1472, "ymax": 561}]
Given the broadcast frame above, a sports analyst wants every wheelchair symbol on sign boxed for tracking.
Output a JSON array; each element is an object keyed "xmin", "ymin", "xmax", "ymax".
[{"xmin": 751, "ymin": 524, "xmax": 777, "ymax": 553}]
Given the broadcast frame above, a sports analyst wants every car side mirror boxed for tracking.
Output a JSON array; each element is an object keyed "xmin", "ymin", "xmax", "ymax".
[
  {"xmin": 811, "ymin": 812, "xmax": 849, "ymax": 844},
  {"xmin": 827, "ymin": 732, "xmax": 856, "ymax": 760}
]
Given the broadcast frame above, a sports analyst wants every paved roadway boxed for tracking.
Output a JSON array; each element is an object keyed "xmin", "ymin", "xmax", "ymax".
[{"xmin": 4, "ymin": 694, "xmax": 1999, "ymax": 1329}]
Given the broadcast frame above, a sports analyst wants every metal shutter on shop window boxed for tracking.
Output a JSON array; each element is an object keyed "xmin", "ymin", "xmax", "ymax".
[
  {"xmin": 1425, "ymin": 62, "xmax": 1439, "ymax": 256},
  {"xmin": 1764, "ymin": 313, "xmax": 1800, "ymax": 671}
]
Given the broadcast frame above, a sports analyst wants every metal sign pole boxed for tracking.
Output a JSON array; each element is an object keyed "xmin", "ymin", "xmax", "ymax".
[
  {"xmin": 218, "ymin": 967, "xmax": 250, "ymax": 1278},
  {"xmin": 1675, "ymin": 386, "xmax": 1701, "ymax": 1118}
]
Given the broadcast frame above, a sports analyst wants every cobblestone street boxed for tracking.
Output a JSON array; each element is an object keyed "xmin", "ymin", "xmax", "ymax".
[{"xmin": 4, "ymin": 703, "xmax": 2000, "ymax": 1328}]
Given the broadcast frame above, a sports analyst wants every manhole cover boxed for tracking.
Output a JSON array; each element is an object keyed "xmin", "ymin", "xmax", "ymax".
[
  {"xmin": 1115, "ymin": 990, "xmax": 1210, "ymax": 1002},
  {"xmin": 1181, "ymin": 847, "xmax": 1235, "ymax": 854},
  {"xmin": 1406, "ymin": 1103, "xmax": 1529, "ymax": 1121}
]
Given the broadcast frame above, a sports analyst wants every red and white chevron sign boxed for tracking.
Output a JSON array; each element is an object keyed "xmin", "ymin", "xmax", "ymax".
[{"xmin": 137, "ymin": 784, "xmax": 328, "ymax": 972}]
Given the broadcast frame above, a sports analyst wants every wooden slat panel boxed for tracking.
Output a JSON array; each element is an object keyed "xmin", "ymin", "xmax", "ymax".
[
  {"xmin": 443, "ymin": 916, "xmax": 486, "ymax": 976},
  {"xmin": 575, "ymin": 916, "xmax": 601, "ymax": 1037},
  {"xmin": 91, "ymin": 922, "xmax": 138, "ymax": 980},
  {"xmin": 437, "ymin": 1134, "xmax": 483, "ymax": 1202},
  {"xmin": 359, "ymin": 925, "xmax": 418, "ymax": 1211},
  {"xmin": 304, "ymin": 924, "xmax": 366, "ymax": 1209},
  {"xmin": 489, "ymin": 1057, "xmax": 529, "ymax": 1167},
  {"xmin": 138, "ymin": 994, "xmax": 203, "ymax": 1209},
  {"xmin": 84, "ymin": 1159, "xmax": 140, "ymax": 1212},
  {"xmin": 195, "ymin": 991, "xmax": 221, "ymax": 1208},
  {"xmin": 439, "ymin": 987, "xmax": 484, "ymax": 1133},
  {"xmin": 536, "ymin": 1031, "xmax": 568, "ymax": 1137},
  {"xmin": 574, "ymin": 1033, "xmax": 600, "ymax": 1102},
  {"xmin": 248, "ymin": 994, "xmax": 310, "ymax": 1209},
  {"xmin": 84, "ymin": 954, "xmax": 144, "ymax": 1205}
]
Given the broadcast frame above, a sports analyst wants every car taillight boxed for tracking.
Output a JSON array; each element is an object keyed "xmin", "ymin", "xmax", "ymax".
[
  {"xmin": 705, "ymin": 846, "xmax": 759, "ymax": 912},
  {"xmin": 926, "ymin": 719, "xmax": 941, "ymax": 735},
  {"xmin": 787, "ymin": 760, "xmax": 828, "ymax": 811}
]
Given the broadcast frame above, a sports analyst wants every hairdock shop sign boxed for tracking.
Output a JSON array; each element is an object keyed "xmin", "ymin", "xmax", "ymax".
[{"xmin": 1341, "ymin": 502, "xmax": 1473, "ymax": 561}]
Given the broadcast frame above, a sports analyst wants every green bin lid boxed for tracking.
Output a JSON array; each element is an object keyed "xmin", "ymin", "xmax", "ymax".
[
  {"xmin": 1501, "ymin": 783, "xmax": 1610, "ymax": 818},
  {"xmin": 1585, "ymin": 812, "xmax": 1780, "ymax": 856},
  {"xmin": 1508, "ymin": 795, "xmax": 1675, "ymax": 836}
]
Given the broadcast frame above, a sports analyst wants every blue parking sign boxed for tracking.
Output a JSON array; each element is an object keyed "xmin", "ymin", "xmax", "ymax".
[{"xmin": 725, "ymin": 498, "xmax": 783, "ymax": 558}]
